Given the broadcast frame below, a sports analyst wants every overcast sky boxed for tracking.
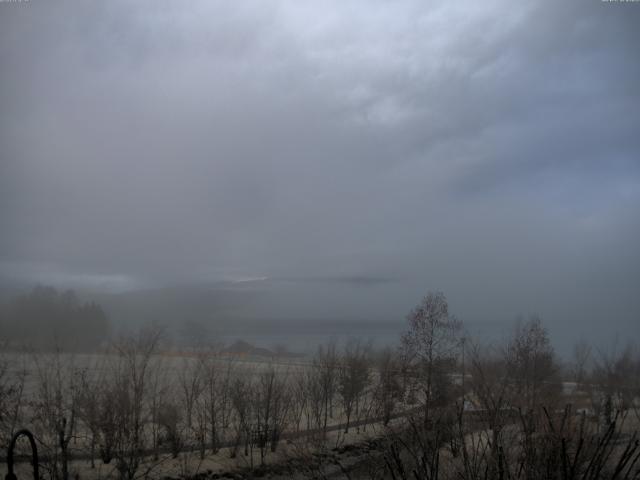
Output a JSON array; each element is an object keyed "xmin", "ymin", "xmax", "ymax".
[{"xmin": 1, "ymin": 0, "xmax": 639, "ymax": 343}]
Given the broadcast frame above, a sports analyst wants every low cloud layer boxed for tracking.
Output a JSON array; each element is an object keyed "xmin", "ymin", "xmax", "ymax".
[{"xmin": 1, "ymin": 0, "xmax": 639, "ymax": 344}]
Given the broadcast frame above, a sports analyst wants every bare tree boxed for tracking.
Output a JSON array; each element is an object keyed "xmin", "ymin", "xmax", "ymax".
[
  {"xmin": 31, "ymin": 351, "xmax": 82, "ymax": 480},
  {"xmin": 467, "ymin": 342, "xmax": 515, "ymax": 477},
  {"xmin": 314, "ymin": 340, "xmax": 339, "ymax": 437},
  {"xmin": 109, "ymin": 326, "xmax": 163, "ymax": 480},
  {"xmin": 146, "ymin": 353, "xmax": 168, "ymax": 461},
  {"xmin": 267, "ymin": 366, "xmax": 292, "ymax": 453},
  {"xmin": 337, "ymin": 339, "xmax": 371, "ymax": 433},
  {"xmin": 178, "ymin": 357, "xmax": 203, "ymax": 452},
  {"xmin": 303, "ymin": 363, "xmax": 325, "ymax": 439},
  {"xmin": 0, "ymin": 350, "xmax": 27, "ymax": 451},
  {"xmin": 252, "ymin": 364, "xmax": 292, "ymax": 464},
  {"xmin": 229, "ymin": 375, "xmax": 251, "ymax": 459},
  {"xmin": 290, "ymin": 370, "xmax": 309, "ymax": 433},
  {"xmin": 199, "ymin": 349, "xmax": 235, "ymax": 455},
  {"xmin": 504, "ymin": 316, "xmax": 559, "ymax": 412},
  {"xmin": 571, "ymin": 339, "xmax": 592, "ymax": 387},
  {"xmin": 77, "ymin": 356, "xmax": 110, "ymax": 468},
  {"xmin": 502, "ymin": 317, "xmax": 560, "ymax": 478},
  {"xmin": 592, "ymin": 341, "xmax": 640, "ymax": 425},
  {"xmin": 374, "ymin": 348, "xmax": 402, "ymax": 426},
  {"xmin": 157, "ymin": 400, "xmax": 183, "ymax": 458},
  {"xmin": 401, "ymin": 291, "xmax": 462, "ymax": 426}
]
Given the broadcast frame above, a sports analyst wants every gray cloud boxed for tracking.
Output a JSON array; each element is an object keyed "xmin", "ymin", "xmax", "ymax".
[{"xmin": 1, "ymin": 0, "xmax": 639, "ymax": 348}]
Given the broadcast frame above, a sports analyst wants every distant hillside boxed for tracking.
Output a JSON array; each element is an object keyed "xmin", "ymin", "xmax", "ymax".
[
  {"xmin": 0, "ymin": 286, "xmax": 110, "ymax": 351},
  {"xmin": 223, "ymin": 339, "xmax": 274, "ymax": 357},
  {"xmin": 88, "ymin": 282, "xmax": 265, "ymax": 332}
]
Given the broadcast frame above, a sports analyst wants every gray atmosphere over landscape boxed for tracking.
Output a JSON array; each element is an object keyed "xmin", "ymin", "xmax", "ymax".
[{"xmin": 1, "ymin": 0, "xmax": 639, "ymax": 351}]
